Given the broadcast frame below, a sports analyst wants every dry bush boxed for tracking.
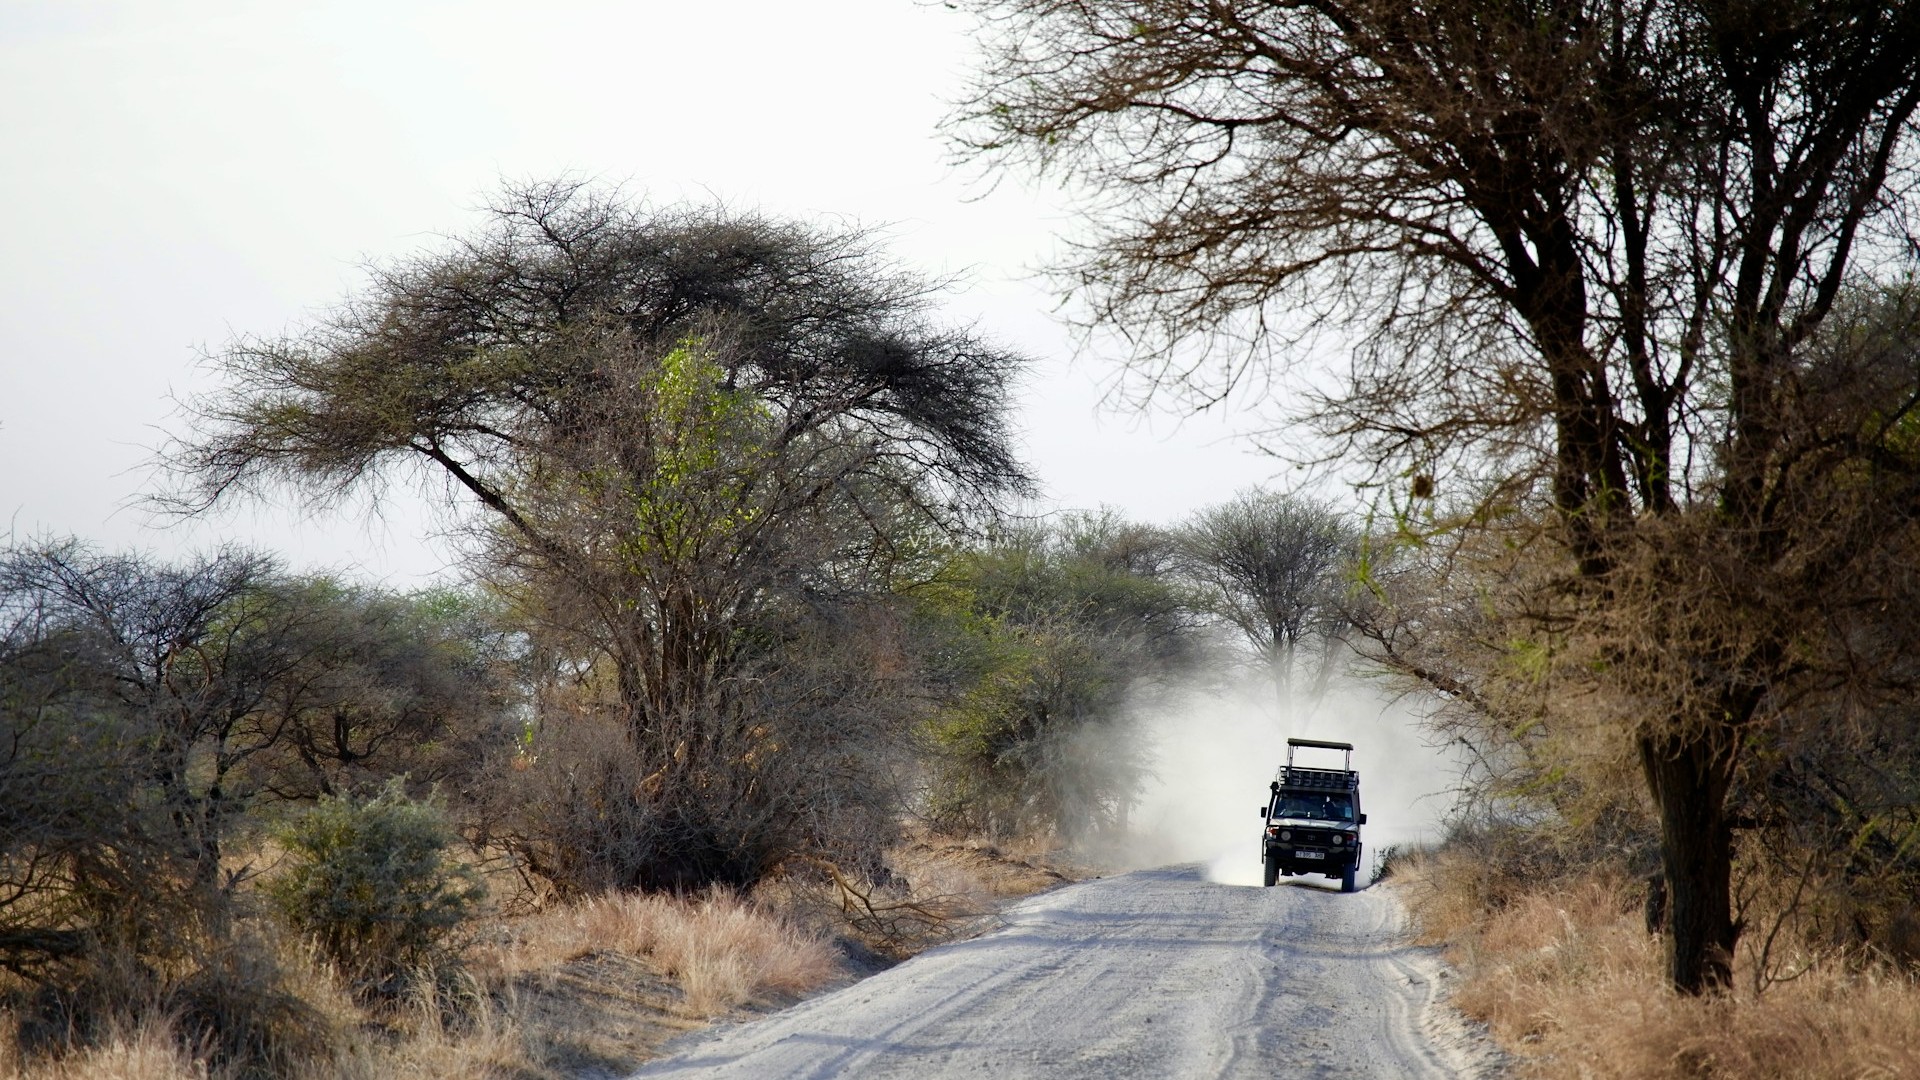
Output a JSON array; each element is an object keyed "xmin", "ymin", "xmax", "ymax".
[
  {"xmin": 167, "ymin": 939, "xmax": 341, "ymax": 1077},
  {"xmin": 471, "ymin": 678, "xmax": 908, "ymax": 899},
  {"xmin": 762, "ymin": 860, "xmax": 987, "ymax": 961},
  {"xmin": 886, "ymin": 833, "xmax": 1075, "ymax": 902},
  {"xmin": 884, "ymin": 845, "xmax": 997, "ymax": 905},
  {"xmin": 587, "ymin": 891, "xmax": 838, "ymax": 1014},
  {"xmin": 0, "ymin": 945, "xmax": 332, "ymax": 1080},
  {"xmin": 1400, "ymin": 850, "xmax": 1920, "ymax": 1079}
]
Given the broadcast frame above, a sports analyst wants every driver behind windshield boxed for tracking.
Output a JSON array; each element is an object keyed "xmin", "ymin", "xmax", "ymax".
[{"xmin": 1276, "ymin": 793, "xmax": 1353, "ymax": 821}]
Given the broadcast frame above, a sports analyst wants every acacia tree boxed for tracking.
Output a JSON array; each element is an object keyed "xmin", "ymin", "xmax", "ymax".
[
  {"xmin": 0, "ymin": 561, "xmax": 163, "ymax": 975},
  {"xmin": 953, "ymin": 0, "xmax": 1920, "ymax": 991},
  {"xmin": 167, "ymin": 181, "xmax": 1032, "ymax": 889},
  {"xmin": 1177, "ymin": 490, "xmax": 1352, "ymax": 718},
  {"xmin": 1, "ymin": 543, "xmax": 286, "ymax": 893}
]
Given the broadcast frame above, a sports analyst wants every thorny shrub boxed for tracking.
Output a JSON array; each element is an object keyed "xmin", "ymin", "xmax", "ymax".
[{"xmin": 267, "ymin": 782, "xmax": 483, "ymax": 998}]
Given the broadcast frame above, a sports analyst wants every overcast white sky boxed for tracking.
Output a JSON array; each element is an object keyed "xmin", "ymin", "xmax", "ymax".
[{"xmin": 0, "ymin": 0, "xmax": 1300, "ymax": 585}]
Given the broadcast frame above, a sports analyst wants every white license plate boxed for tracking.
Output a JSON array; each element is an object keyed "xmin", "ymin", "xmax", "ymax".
[{"xmin": 1294, "ymin": 850, "xmax": 1324, "ymax": 860}]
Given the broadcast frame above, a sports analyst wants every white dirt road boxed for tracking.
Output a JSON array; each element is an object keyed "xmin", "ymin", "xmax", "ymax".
[{"xmin": 631, "ymin": 865, "xmax": 1500, "ymax": 1079}]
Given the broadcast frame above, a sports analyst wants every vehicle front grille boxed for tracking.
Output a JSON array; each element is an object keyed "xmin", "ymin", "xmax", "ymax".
[{"xmin": 1277, "ymin": 828, "xmax": 1342, "ymax": 848}]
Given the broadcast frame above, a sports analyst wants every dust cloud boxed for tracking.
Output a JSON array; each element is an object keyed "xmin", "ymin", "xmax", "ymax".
[{"xmin": 1113, "ymin": 674, "xmax": 1461, "ymax": 886}]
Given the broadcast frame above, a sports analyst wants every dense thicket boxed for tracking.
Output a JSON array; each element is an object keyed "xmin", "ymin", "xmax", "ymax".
[
  {"xmin": 0, "ymin": 542, "xmax": 514, "ymax": 1073},
  {"xmin": 0, "ymin": 542, "xmax": 509, "ymax": 938}
]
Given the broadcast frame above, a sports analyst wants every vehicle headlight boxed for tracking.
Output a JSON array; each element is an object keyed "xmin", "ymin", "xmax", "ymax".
[
  {"xmin": 1279, "ymin": 830, "xmax": 1292, "ymax": 841},
  {"xmin": 1331, "ymin": 834, "xmax": 1344, "ymax": 845}
]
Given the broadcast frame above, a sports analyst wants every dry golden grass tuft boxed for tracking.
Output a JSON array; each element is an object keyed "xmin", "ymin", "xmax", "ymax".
[
  {"xmin": 585, "ymin": 890, "xmax": 839, "ymax": 1014},
  {"xmin": 475, "ymin": 888, "xmax": 841, "ymax": 1018},
  {"xmin": 310, "ymin": 983, "xmax": 544, "ymax": 1080},
  {"xmin": 0, "ymin": 1013, "xmax": 214, "ymax": 1080},
  {"xmin": 0, "ymin": 958, "xmax": 546, "ymax": 1080},
  {"xmin": 1397, "ymin": 848, "xmax": 1920, "ymax": 1079}
]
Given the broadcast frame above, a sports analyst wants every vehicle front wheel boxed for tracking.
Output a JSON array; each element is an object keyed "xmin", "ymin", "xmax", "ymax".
[
  {"xmin": 1340, "ymin": 861, "xmax": 1358, "ymax": 893},
  {"xmin": 1263, "ymin": 852, "xmax": 1279, "ymax": 887}
]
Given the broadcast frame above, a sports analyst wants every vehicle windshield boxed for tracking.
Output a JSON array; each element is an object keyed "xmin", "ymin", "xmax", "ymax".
[{"xmin": 1274, "ymin": 793, "xmax": 1353, "ymax": 821}]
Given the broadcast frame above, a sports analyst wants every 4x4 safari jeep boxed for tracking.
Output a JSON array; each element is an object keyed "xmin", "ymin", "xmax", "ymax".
[{"xmin": 1259, "ymin": 738, "xmax": 1367, "ymax": 892}]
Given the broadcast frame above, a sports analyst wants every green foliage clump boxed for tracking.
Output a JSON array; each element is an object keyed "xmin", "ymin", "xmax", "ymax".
[
  {"xmin": 926, "ymin": 621, "xmax": 1138, "ymax": 841},
  {"xmin": 268, "ymin": 781, "xmax": 482, "ymax": 995},
  {"xmin": 917, "ymin": 511, "xmax": 1199, "ymax": 842}
]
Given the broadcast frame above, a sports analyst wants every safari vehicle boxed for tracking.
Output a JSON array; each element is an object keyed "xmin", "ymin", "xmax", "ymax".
[{"xmin": 1258, "ymin": 738, "xmax": 1366, "ymax": 892}]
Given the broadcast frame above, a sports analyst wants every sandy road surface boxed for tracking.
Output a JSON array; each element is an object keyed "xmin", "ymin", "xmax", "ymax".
[{"xmin": 632, "ymin": 865, "xmax": 1496, "ymax": 1079}]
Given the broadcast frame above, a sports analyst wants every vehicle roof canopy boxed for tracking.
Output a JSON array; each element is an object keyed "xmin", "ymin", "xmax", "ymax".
[{"xmin": 1284, "ymin": 738, "xmax": 1354, "ymax": 774}]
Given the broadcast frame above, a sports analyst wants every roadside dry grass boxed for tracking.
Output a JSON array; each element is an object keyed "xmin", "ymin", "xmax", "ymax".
[
  {"xmin": 0, "ymin": 1013, "xmax": 208, "ymax": 1080},
  {"xmin": 480, "ymin": 888, "xmax": 841, "ymax": 1018},
  {"xmin": 0, "ymin": 891, "xmax": 830, "ymax": 1080},
  {"xmin": 0, "ymin": 830, "xmax": 1083, "ymax": 1080},
  {"xmin": 0, "ymin": 987, "xmax": 547, "ymax": 1080},
  {"xmin": 1396, "ymin": 848, "xmax": 1920, "ymax": 1079}
]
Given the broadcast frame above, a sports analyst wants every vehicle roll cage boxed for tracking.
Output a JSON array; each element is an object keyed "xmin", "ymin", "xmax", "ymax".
[{"xmin": 1270, "ymin": 738, "xmax": 1358, "ymax": 794}]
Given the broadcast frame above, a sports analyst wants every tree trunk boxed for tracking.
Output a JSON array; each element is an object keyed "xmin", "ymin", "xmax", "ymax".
[
  {"xmin": 1271, "ymin": 640, "xmax": 1294, "ymax": 724},
  {"xmin": 1304, "ymin": 639, "xmax": 1339, "ymax": 711},
  {"xmin": 1639, "ymin": 727, "xmax": 1740, "ymax": 994}
]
